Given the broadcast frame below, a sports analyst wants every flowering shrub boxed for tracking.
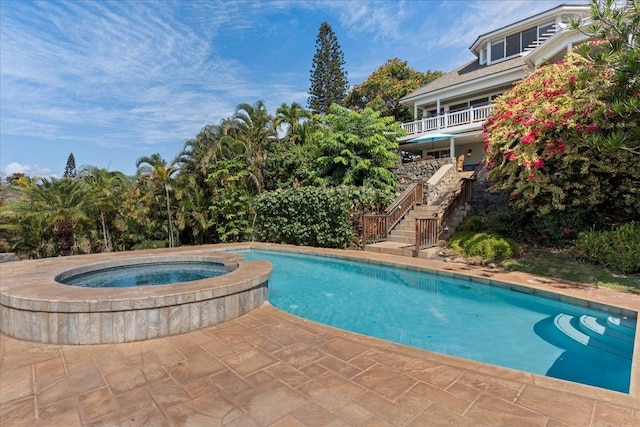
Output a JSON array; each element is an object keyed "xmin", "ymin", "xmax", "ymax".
[{"xmin": 484, "ymin": 53, "xmax": 640, "ymax": 224}]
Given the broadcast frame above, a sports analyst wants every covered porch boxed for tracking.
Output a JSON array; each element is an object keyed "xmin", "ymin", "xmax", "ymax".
[{"xmin": 399, "ymin": 132, "xmax": 484, "ymax": 171}]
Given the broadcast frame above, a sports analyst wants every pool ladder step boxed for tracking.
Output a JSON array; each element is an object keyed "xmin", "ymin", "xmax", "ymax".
[{"xmin": 553, "ymin": 314, "xmax": 634, "ymax": 360}]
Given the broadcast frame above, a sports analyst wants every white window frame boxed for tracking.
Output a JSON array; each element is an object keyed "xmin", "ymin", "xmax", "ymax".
[{"xmin": 486, "ymin": 20, "xmax": 558, "ymax": 65}]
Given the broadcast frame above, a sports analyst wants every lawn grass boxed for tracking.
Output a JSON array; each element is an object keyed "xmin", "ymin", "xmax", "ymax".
[{"xmin": 501, "ymin": 248, "xmax": 640, "ymax": 294}]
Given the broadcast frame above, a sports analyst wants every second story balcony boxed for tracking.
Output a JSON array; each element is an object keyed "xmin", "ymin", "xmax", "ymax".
[{"xmin": 401, "ymin": 104, "xmax": 494, "ymax": 138}]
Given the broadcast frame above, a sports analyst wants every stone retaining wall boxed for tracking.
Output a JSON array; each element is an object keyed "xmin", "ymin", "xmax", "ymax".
[
  {"xmin": 470, "ymin": 166, "xmax": 508, "ymax": 213},
  {"xmin": 395, "ymin": 158, "xmax": 457, "ymax": 205},
  {"xmin": 394, "ymin": 158, "xmax": 456, "ymax": 193}
]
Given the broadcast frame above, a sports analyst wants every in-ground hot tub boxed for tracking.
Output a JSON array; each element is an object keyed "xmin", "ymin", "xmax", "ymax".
[
  {"xmin": 57, "ymin": 259, "xmax": 234, "ymax": 288},
  {"xmin": 0, "ymin": 250, "xmax": 271, "ymax": 344}
]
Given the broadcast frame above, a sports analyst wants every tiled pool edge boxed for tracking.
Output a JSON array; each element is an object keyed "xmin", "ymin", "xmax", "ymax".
[{"xmin": 0, "ymin": 253, "xmax": 271, "ymax": 344}]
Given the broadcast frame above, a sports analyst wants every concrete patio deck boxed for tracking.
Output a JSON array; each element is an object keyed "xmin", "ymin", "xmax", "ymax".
[{"xmin": 1, "ymin": 244, "xmax": 639, "ymax": 426}]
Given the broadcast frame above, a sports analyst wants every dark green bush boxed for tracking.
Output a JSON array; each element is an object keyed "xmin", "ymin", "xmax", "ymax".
[
  {"xmin": 574, "ymin": 223, "xmax": 640, "ymax": 274},
  {"xmin": 483, "ymin": 207, "xmax": 599, "ymax": 247},
  {"xmin": 456, "ymin": 215, "xmax": 487, "ymax": 233},
  {"xmin": 255, "ymin": 186, "xmax": 389, "ymax": 249},
  {"xmin": 448, "ymin": 231, "xmax": 521, "ymax": 261},
  {"xmin": 484, "ymin": 209, "xmax": 524, "ymax": 240}
]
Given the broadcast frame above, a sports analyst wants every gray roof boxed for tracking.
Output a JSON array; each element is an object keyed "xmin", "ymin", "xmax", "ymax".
[{"xmin": 401, "ymin": 56, "xmax": 525, "ymax": 102}]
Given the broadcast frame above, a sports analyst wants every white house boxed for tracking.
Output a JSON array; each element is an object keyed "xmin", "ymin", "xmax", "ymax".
[{"xmin": 398, "ymin": 3, "xmax": 592, "ymax": 171}]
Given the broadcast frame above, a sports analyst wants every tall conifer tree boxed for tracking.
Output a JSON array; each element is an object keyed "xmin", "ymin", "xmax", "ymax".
[
  {"xmin": 63, "ymin": 153, "xmax": 77, "ymax": 178},
  {"xmin": 308, "ymin": 22, "xmax": 349, "ymax": 114}
]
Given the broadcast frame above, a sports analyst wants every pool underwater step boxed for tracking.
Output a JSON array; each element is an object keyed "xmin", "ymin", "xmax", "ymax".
[
  {"xmin": 579, "ymin": 315, "xmax": 634, "ymax": 345},
  {"xmin": 554, "ymin": 314, "xmax": 634, "ymax": 360},
  {"xmin": 606, "ymin": 315, "xmax": 636, "ymax": 337}
]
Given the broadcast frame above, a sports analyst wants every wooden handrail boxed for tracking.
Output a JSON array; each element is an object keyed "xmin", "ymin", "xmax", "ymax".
[
  {"xmin": 414, "ymin": 178, "xmax": 473, "ymax": 255},
  {"xmin": 362, "ymin": 183, "xmax": 423, "ymax": 247},
  {"xmin": 384, "ymin": 182, "xmax": 423, "ymax": 231},
  {"xmin": 363, "ymin": 177, "xmax": 473, "ymax": 255}
]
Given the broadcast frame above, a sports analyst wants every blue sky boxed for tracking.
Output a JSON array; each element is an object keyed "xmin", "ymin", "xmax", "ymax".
[{"xmin": 0, "ymin": 0, "xmax": 584, "ymax": 177}]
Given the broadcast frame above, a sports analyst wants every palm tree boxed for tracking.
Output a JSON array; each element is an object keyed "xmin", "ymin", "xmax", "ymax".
[
  {"xmin": 224, "ymin": 100, "xmax": 276, "ymax": 193},
  {"xmin": 80, "ymin": 166, "xmax": 127, "ymax": 251},
  {"xmin": 275, "ymin": 102, "xmax": 312, "ymax": 144},
  {"xmin": 2, "ymin": 178, "xmax": 95, "ymax": 255},
  {"xmin": 177, "ymin": 124, "xmax": 225, "ymax": 177},
  {"xmin": 174, "ymin": 174, "xmax": 211, "ymax": 245},
  {"xmin": 136, "ymin": 153, "xmax": 179, "ymax": 247}
]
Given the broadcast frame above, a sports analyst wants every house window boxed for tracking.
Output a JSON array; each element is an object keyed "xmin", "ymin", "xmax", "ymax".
[
  {"xmin": 470, "ymin": 97, "xmax": 490, "ymax": 107},
  {"xmin": 486, "ymin": 21, "xmax": 558, "ymax": 64},
  {"xmin": 449, "ymin": 103, "xmax": 468, "ymax": 112},
  {"xmin": 491, "ymin": 40, "xmax": 505, "ymax": 61},
  {"xmin": 521, "ymin": 26, "xmax": 537, "ymax": 50},
  {"xmin": 505, "ymin": 33, "xmax": 521, "ymax": 57},
  {"xmin": 479, "ymin": 47, "xmax": 487, "ymax": 65},
  {"xmin": 426, "ymin": 149, "xmax": 450, "ymax": 159},
  {"xmin": 538, "ymin": 21, "xmax": 555, "ymax": 38}
]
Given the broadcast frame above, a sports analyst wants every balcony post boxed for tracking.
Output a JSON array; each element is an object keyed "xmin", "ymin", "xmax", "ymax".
[{"xmin": 449, "ymin": 137, "xmax": 455, "ymax": 158}]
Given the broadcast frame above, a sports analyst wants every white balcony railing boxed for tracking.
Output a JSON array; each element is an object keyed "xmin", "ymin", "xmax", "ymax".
[{"xmin": 401, "ymin": 104, "xmax": 494, "ymax": 136}]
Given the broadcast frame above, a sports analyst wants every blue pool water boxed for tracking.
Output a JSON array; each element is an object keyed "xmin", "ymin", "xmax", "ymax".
[
  {"xmin": 237, "ymin": 249, "xmax": 636, "ymax": 393},
  {"xmin": 59, "ymin": 261, "xmax": 230, "ymax": 288}
]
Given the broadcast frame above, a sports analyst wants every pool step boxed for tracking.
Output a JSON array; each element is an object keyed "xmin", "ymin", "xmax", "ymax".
[
  {"xmin": 579, "ymin": 315, "xmax": 634, "ymax": 344},
  {"xmin": 553, "ymin": 314, "xmax": 633, "ymax": 360},
  {"xmin": 606, "ymin": 316, "xmax": 636, "ymax": 337}
]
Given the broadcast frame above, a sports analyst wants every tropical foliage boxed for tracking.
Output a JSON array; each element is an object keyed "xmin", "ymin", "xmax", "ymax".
[
  {"xmin": 314, "ymin": 105, "xmax": 402, "ymax": 192},
  {"xmin": 574, "ymin": 222, "xmax": 640, "ymax": 274},
  {"xmin": 572, "ymin": 0, "xmax": 640, "ymax": 154},
  {"xmin": 136, "ymin": 153, "xmax": 179, "ymax": 248},
  {"xmin": 1, "ymin": 178, "xmax": 95, "ymax": 255},
  {"xmin": 344, "ymin": 58, "xmax": 442, "ymax": 122}
]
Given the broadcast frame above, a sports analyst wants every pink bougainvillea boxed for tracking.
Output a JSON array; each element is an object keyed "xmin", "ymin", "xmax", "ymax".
[{"xmin": 483, "ymin": 52, "xmax": 615, "ymax": 214}]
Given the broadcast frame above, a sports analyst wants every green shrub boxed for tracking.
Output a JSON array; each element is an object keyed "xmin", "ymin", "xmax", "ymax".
[
  {"xmin": 456, "ymin": 215, "xmax": 487, "ymax": 233},
  {"xmin": 484, "ymin": 209, "xmax": 524, "ymax": 240},
  {"xmin": 448, "ymin": 231, "xmax": 521, "ymax": 261},
  {"xmin": 483, "ymin": 207, "xmax": 598, "ymax": 247},
  {"xmin": 574, "ymin": 223, "xmax": 640, "ymax": 274},
  {"xmin": 255, "ymin": 185, "xmax": 389, "ymax": 249}
]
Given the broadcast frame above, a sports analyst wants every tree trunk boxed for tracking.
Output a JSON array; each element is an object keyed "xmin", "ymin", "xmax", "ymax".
[
  {"xmin": 165, "ymin": 184, "xmax": 174, "ymax": 248},
  {"xmin": 53, "ymin": 219, "xmax": 74, "ymax": 256},
  {"xmin": 100, "ymin": 210, "xmax": 111, "ymax": 252}
]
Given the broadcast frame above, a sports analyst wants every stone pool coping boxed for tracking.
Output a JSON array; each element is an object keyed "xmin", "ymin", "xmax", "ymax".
[{"xmin": 0, "ymin": 248, "xmax": 271, "ymax": 344}]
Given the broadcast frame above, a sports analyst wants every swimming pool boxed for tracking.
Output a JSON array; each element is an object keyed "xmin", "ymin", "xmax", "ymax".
[{"xmin": 236, "ymin": 249, "xmax": 636, "ymax": 393}]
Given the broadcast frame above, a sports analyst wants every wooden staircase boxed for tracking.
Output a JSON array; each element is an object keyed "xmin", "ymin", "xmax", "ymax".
[{"xmin": 364, "ymin": 172, "xmax": 473, "ymax": 258}]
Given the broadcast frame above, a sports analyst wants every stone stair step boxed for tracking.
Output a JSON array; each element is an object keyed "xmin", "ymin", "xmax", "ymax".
[
  {"xmin": 364, "ymin": 242, "xmax": 415, "ymax": 257},
  {"xmin": 388, "ymin": 230, "xmax": 415, "ymax": 238},
  {"xmin": 387, "ymin": 235, "xmax": 415, "ymax": 245}
]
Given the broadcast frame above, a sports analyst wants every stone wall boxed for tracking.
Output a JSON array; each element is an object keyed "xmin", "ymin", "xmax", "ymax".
[
  {"xmin": 470, "ymin": 166, "xmax": 508, "ymax": 213},
  {"xmin": 394, "ymin": 158, "xmax": 456, "ymax": 192}
]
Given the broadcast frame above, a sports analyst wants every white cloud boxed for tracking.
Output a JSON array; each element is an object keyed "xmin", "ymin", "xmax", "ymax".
[{"xmin": 3, "ymin": 162, "xmax": 53, "ymax": 177}]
